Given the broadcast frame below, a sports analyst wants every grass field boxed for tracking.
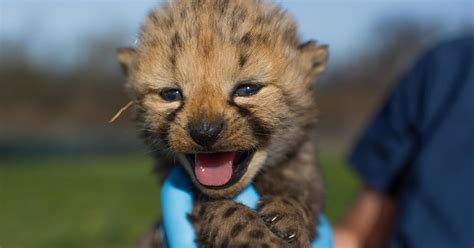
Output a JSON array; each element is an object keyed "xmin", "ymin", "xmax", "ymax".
[{"xmin": 0, "ymin": 152, "xmax": 359, "ymax": 248}]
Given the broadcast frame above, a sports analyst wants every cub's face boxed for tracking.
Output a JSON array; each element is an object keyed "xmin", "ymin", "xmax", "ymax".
[{"xmin": 117, "ymin": 0, "xmax": 327, "ymax": 197}]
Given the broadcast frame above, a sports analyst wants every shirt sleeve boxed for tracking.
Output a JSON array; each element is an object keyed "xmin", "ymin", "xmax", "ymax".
[
  {"xmin": 349, "ymin": 55, "xmax": 429, "ymax": 194},
  {"xmin": 350, "ymin": 36, "xmax": 474, "ymax": 194}
]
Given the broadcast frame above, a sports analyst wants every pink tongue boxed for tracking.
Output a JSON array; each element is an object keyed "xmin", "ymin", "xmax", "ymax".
[{"xmin": 194, "ymin": 152, "xmax": 235, "ymax": 186}]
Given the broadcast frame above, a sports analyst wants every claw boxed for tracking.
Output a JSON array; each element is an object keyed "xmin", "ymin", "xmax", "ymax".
[
  {"xmin": 270, "ymin": 215, "xmax": 279, "ymax": 222},
  {"xmin": 286, "ymin": 232, "xmax": 296, "ymax": 240},
  {"xmin": 264, "ymin": 214, "xmax": 280, "ymax": 224}
]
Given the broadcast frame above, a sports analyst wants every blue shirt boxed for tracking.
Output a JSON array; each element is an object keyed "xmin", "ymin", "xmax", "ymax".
[{"xmin": 350, "ymin": 36, "xmax": 474, "ymax": 248}]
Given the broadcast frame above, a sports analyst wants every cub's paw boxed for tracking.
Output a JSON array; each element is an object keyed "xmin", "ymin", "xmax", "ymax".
[
  {"xmin": 190, "ymin": 200, "xmax": 289, "ymax": 248},
  {"xmin": 258, "ymin": 196, "xmax": 311, "ymax": 248}
]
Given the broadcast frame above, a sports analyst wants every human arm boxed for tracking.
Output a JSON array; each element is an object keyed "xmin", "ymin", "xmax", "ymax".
[
  {"xmin": 333, "ymin": 48, "xmax": 429, "ymax": 248},
  {"xmin": 334, "ymin": 186, "xmax": 397, "ymax": 248}
]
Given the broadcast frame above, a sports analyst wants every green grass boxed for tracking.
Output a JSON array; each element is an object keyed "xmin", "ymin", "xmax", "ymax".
[
  {"xmin": 318, "ymin": 152, "xmax": 361, "ymax": 221},
  {"xmin": 0, "ymin": 152, "xmax": 359, "ymax": 248}
]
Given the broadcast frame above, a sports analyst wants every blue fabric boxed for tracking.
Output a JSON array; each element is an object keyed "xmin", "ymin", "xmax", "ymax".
[
  {"xmin": 161, "ymin": 167, "xmax": 333, "ymax": 248},
  {"xmin": 350, "ymin": 36, "xmax": 474, "ymax": 248}
]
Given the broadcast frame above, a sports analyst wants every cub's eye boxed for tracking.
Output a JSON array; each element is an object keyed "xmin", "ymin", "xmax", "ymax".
[
  {"xmin": 233, "ymin": 84, "xmax": 262, "ymax": 97},
  {"xmin": 159, "ymin": 89, "xmax": 183, "ymax": 102}
]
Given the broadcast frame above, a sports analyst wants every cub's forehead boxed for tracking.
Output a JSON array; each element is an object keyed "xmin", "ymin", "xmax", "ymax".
[
  {"xmin": 130, "ymin": 0, "xmax": 301, "ymax": 89},
  {"xmin": 139, "ymin": 0, "xmax": 299, "ymax": 49}
]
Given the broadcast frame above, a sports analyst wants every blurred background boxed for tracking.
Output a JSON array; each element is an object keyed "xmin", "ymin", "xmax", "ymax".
[{"xmin": 0, "ymin": 0, "xmax": 472, "ymax": 247}]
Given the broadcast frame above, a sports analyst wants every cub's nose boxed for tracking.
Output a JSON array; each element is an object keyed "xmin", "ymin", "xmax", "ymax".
[{"xmin": 188, "ymin": 119, "xmax": 224, "ymax": 148}]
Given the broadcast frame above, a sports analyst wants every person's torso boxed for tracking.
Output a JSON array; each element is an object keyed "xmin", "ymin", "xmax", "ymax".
[{"xmin": 392, "ymin": 37, "xmax": 474, "ymax": 248}]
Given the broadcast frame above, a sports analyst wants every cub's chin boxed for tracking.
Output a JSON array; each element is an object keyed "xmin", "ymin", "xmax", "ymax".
[{"xmin": 178, "ymin": 150, "xmax": 268, "ymax": 198}]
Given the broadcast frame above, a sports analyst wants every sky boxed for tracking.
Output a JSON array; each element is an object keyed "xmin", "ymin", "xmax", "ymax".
[{"xmin": 1, "ymin": 0, "xmax": 473, "ymax": 68}]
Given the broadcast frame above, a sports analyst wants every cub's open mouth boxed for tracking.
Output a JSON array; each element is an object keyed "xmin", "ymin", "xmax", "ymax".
[{"xmin": 185, "ymin": 151, "xmax": 255, "ymax": 189}]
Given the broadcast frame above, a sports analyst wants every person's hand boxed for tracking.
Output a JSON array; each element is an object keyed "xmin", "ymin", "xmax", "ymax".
[
  {"xmin": 161, "ymin": 167, "xmax": 333, "ymax": 248},
  {"xmin": 334, "ymin": 227, "xmax": 361, "ymax": 248},
  {"xmin": 161, "ymin": 167, "xmax": 262, "ymax": 248},
  {"xmin": 333, "ymin": 187, "xmax": 397, "ymax": 248}
]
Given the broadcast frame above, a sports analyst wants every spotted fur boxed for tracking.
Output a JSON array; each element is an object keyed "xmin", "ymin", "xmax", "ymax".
[{"xmin": 118, "ymin": 0, "xmax": 327, "ymax": 247}]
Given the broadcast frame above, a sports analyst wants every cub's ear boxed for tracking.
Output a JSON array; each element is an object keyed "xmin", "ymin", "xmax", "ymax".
[
  {"xmin": 116, "ymin": 47, "xmax": 137, "ymax": 76},
  {"xmin": 298, "ymin": 41, "xmax": 328, "ymax": 82}
]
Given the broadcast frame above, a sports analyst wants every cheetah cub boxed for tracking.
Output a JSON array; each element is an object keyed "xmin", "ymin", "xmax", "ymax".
[{"xmin": 117, "ymin": 0, "xmax": 327, "ymax": 247}]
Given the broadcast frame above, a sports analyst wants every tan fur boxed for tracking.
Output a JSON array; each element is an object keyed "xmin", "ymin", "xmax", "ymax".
[{"xmin": 118, "ymin": 0, "xmax": 327, "ymax": 247}]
